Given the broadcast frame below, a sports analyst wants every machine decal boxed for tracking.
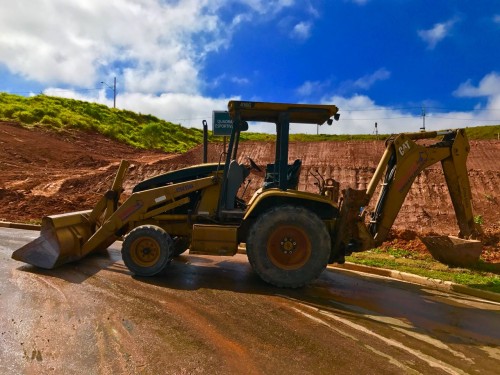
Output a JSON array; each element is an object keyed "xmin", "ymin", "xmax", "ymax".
[
  {"xmin": 398, "ymin": 140, "xmax": 411, "ymax": 156},
  {"xmin": 155, "ymin": 195, "xmax": 167, "ymax": 203},
  {"xmin": 176, "ymin": 184, "xmax": 194, "ymax": 193},
  {"xmin": 118, "ymin": 200, "xmax": 144, "ymax": 221},
  {"xmin": 396, "ymin": 151, "xmax": 428, "ymax": 192}
]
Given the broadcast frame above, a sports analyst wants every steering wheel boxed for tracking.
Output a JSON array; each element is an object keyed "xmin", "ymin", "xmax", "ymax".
[{"xmin": 247, "ymin": 157, "xmax": 262, "ymax": 172}]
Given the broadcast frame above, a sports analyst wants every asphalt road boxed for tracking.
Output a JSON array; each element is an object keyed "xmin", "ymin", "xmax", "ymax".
[{"xmin": 1, "ymin": 227, "xmax": 499, "ymax": 375}]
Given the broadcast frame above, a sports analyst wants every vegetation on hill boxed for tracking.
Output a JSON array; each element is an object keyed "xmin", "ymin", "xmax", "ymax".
[
  {"xmin": 0, "ymin": 93, "xmax": 203, "ymax": 152},
  {"xmin": 0, "ymin": 93, "xmax": 498, "ymax": 153}
]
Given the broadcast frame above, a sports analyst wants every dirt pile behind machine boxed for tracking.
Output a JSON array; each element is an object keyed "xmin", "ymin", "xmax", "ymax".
[{"xmin": 13, "ymin": 101, "xmax": 483, "ymax": 287}]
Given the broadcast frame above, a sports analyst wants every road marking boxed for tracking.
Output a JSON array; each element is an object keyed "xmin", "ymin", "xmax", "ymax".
[
  {"xmin": 329, "ymin": 300, "xmax": 475, "ymax": 364},
  {"xmin": 291, "ymin": 302, "xmax": 468, "ymax": 375},
  {"xmin": 364, "ymin": 344, "xmax": 422, "ymax": 375},
  {"xmin": 479, "ymin": 346, "xmax": 500, "ymax": 361},
  {"xmin": 290, "ymin": 307, "xmax": 359, "ymax": 342}
]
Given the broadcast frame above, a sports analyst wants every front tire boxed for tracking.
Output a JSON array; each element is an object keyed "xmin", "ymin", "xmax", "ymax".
[
  {"xmin": 246, "ymin": 206, "xmax": 330, "ymax": 288},
  {"xmin": 122, "ymin": 225, "xmax": 173, "ymax": 276}
]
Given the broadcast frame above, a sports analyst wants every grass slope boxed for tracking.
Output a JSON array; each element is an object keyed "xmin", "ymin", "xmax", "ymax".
[
  {"xmin": 1, "ymin": 93, "xmax": 499, "ymax": 153},
  {"xmin": 0, "ymin": 93, "xmax": 203, "ymax": 153},
  {"xmin": 348, "ymin": 248, "xmax": 499, "ymax": 293}
]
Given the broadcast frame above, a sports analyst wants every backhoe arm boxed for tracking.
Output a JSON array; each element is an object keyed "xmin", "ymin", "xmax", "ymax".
[{"xmin": 331, "ymin": 129, "xmax": 482, "ymax": 263}]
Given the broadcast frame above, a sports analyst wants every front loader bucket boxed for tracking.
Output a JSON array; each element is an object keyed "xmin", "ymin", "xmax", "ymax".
[
  {"xmin": 12, "ymin": 210, "xmax": 96, "ymax": 269},
  {"xmin": 420, "ymin": 235, "xmax": 482, "ymax": 267},
  {"xmin": 12, "ymin": 160, "xmax": 130, "ymax": 269}
]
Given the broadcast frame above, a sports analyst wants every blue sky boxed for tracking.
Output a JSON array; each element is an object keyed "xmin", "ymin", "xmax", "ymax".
[{"xmin": 1, "ymin": 0, "xmax": 499, "ymax": 134}]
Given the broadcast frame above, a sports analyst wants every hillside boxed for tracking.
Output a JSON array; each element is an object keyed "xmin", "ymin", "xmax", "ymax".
[{"xmin": 0, "ymin": 93, "xmax": 204, "ymax": 152}]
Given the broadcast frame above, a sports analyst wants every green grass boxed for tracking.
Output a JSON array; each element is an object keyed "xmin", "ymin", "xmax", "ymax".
[
  {"xmin": 347, "ymin": 248, "xmax": 500, "ymax": 294},
  {"xmin": 463, "ymin": 124, "xmax": 500, "ymax": 140},
  {"xmin": 0, "ymin": 92, "xmax": 204, "ymax": 153},
  {"xmin": 1, "ymin": 93, "xmax": 499, "ymax": 154}
]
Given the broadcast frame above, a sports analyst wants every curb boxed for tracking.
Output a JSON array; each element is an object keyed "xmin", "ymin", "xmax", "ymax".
[
  {"xmin": 0, "ymin": 221, "xmax": 41, "ymax": 231},
  {"xmin": 329, "ymin": 263, "xmax": 500, "ymax": 304}
]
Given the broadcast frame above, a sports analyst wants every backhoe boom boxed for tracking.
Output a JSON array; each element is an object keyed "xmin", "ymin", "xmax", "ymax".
[{"xmin": 331, "ymin": 129, "xmax": 482, "ymax": 265}]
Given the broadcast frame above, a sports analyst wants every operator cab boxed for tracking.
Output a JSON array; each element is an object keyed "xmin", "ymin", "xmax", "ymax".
[{"xmin": 217, "ymin": 101, "xmax": 339, "ymax": 220}]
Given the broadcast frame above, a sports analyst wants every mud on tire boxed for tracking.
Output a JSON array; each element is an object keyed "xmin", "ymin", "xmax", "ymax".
[
  {"xmin": 246, "ymin": 205, "xmax": 331, "ymax": 288},
  {"xmin": 122, "ymin": 225, "xmax": 173, "ymax": 276}
]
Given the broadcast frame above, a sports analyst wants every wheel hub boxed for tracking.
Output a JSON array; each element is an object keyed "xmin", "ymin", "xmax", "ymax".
[
  {"xmin": 267, "ymin": 226, "xmax": 312, "ymax": 270},
  {"xmin": 280, "ymin": 237, "xmax": 297, "ymax": 254},
  {"xmin": 131, "ymin": 237, "xmax": 161, "ymax": 266}
]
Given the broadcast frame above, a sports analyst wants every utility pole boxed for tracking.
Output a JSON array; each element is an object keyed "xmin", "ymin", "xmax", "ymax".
[
  {"xmin": 420, "ymin": 105, "xmax": 426, "ymax": 132},
  {"xmin": 101, "ymin": 77, "xmax": 117, "ymax": 108},
  {"xmin": 113, "ymin": 76, "xmax": 116, "ymax": 108}
]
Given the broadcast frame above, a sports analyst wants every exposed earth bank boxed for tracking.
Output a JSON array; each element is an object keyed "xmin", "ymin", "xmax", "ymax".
[{"xmin": 0, "ymin": 121, "xmax": 498, "ymax": 261}]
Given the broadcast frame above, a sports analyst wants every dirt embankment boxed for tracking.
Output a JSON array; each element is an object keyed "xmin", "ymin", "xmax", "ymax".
[{"xmin": 0, "ymin": 121, "xmax": 498, "ymax": 261}]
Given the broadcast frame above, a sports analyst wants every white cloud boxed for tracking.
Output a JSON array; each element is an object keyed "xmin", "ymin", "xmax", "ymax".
[
  {"xmin": 0, "ymin": 0, "xmax": 296, "ymax": 94},
  {"xmin": 44, "ymin": 87, "xmax": 236, "ymax": 128},
  {"xmin": 0, "ymin": 0, "xmax": 302, "ymax": 99},
  {"xmin": 454, "ymin": 72, "xmax": 500, "ymax": 97},
  {"xmin": 0, "ymin": 0, "xmax": 231, "ymax": 93},
  {"xmin": 449, "ymin": 72, "xmax": 500, "ymax": 127},
  {"xmin": 317, "ymin": 94, "xmax": 422, "ymax": 135},
  {"xmin": 230, "ymin": 77, "xmax": 250, "ymax": 85},
  {"xmin": 298, "ymin": 69, "xmax": 389, "ymax": 98},
  {"xmin": 234, "ymin": 0, "xmax": 295, "ymax": 16},
  {"xmin": 308, "ymin": 72, "xmax": 500, "ymax": 135},
  {"xmin": 353, "ymin": 68, "xmax": 391, "ymax": 90},
  {"xmin": 295, "ymin": 80, "xmax": 330, "ymax": 97},
  {"xmin": 418, "ymin": 18, "xmax": 458, "ymax": 49},
  {"xmin": 291, "ymin": 22, "xmax": 312, "ymax": 41}
]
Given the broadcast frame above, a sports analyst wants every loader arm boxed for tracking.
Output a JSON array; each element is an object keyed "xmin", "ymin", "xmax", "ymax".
[
  {"xmin": 80, "ymin": 175, "xmax": 218, "ymax": 257},
  {"xmin": 331, "ymin": 129, "xmax": 482, "ymax": 262},
  {"xmin": 12, "ymin": 162, "xmax": 219, "ymax": 269}
]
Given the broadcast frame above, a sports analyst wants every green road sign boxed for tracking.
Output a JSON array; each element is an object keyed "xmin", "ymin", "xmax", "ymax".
[{"xmin": 212, "ymin": 111, "xmax": 233, "ymax": 136}]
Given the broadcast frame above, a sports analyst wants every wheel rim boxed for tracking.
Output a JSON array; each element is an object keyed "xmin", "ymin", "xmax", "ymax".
[
  {"xmin": 130, "ymin": 237, "xmax": 161, "ymax": 267},
  {"xmin": 267, "ymin": 225, "xmax": 312, "ymax": 270}
]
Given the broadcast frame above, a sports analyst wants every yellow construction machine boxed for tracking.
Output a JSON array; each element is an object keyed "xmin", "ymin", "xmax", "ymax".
[{"xmin": 12, "ymin": 101, "xmax": 483, "ymax": 287}]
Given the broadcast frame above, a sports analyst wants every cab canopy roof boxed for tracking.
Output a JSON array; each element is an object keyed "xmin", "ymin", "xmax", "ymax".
[{"xmin": 228, "ymin": 101, "xmax": 339, "ymax": 125}]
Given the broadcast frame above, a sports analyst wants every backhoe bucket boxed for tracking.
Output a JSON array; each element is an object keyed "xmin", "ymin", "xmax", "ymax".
[
  {"xmin": 420, "ymin": 235, "xmax": 482, "ymax": 267},
  {"xmin": 12, "ymin": 210, "xmax": 96, "ymax": 269}
]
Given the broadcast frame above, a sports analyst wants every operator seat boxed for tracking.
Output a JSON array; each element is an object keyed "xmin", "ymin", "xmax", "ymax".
[
  {"xmin": 286, "ymin": 159, "xmax": 302, "ymax": 189},
  {"xmin": 225, "ymin": 160, "xmax": 249, "ymax": 209},
  {"xmin": 263, "ymin": 159, "xmax": 302, "ymax": 190}
]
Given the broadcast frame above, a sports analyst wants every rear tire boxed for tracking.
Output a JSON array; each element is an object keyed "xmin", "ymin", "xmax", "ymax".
[
  {"xmin": 122, "ymin": 225, "xmax": 173, "ymax": 276},
  {"xmin": 246, "ymin": 206, "xmax": 330, "ymax": 288}
]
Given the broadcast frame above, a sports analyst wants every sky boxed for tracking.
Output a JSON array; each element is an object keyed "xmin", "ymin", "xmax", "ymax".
[{"xmin": 1, "ymin": 0, "xmax": 499, "ymax": 135}]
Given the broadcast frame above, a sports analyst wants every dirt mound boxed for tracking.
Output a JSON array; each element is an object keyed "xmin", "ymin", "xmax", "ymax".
[{"xmin": 0, "ymin": 121, "xmax": 498, "ymax": 261}]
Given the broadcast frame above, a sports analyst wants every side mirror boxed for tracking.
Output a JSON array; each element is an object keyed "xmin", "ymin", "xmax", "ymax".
[{"xmin": 327, "ymin": 114, "xmax": 340, "ymax": 125}]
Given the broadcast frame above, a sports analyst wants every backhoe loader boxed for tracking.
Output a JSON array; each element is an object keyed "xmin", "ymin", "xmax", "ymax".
[{"xmin": 12, "ymin": 101, "xmax": 483, "ymax": 287}]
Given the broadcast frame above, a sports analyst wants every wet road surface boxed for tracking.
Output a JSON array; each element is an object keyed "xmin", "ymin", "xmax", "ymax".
[{"xmin": 1, "ymin": 228, "xmax": 499, "ymax": 375}]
